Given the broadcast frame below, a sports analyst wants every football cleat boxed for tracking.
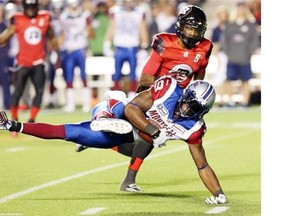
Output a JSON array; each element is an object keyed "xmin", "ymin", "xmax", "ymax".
[
  {"xmin": 75, "ymin": 144, "xmax": 88, "ymax": 152},
  {"xmin": 120, "ymin": 183, "xmax": 143, "ymax": 193},
  {"xmin": 0, "ymin": 111, "xmax": 11, "ymax": 130},
  {"xmin": 90, "ymin": 119, "xmax": 133, "ymax": 134}
]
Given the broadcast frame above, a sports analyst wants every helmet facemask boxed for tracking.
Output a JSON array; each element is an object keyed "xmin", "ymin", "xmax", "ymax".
[
  {"xmin": 177, "ymin": 89, "xmax": 208, "ymax": 120},
  {"xmin": 176, "ymin": 5, "xmax": 207, "ymax": 49},
  {"xmin": 177, "ymin": 20, "xmax": 206, "ymax": 49},
  {"xmin": 176, "ymin": 80, "xmax": 215, "ymax": 120}
]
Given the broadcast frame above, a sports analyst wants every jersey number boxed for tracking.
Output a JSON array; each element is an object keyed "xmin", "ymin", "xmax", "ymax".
[{"xmin": 154, "ymin": 78, "xmax": 170, "ymax": 92}]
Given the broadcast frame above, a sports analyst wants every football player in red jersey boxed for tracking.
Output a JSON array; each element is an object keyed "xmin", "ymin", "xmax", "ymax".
[
  {"xmin": 76, "ymin": 5, "xmax": 214, "ymax": 193},
  {"xmin": 119, "ymin": 5, "xmax": 214, "ymax": 191},
  {"xmin": 0, "ymin": 0, "xmax": 58, "ymax": 124},
  {"xmin": 137, "ymin": 4, "xmax": 212, "ymax": 92}
]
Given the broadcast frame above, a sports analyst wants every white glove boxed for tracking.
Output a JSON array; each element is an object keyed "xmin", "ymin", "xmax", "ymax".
[
  {"xmin": 49, "ymin": 50, "xmax": 58, "ymax": 64},
  {"xmin": 153, "ymin": 129, "xmax": 168, "ymax": 148},
  {"xmin": 205, "ymin": 194, "xmax": 227, "ymax": 204},
  {"xmin": 103, "ymin": 40, "xmax": 114, "ymax": 57}
]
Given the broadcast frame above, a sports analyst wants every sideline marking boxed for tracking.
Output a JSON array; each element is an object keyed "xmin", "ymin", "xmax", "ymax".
[
  {"xmin": 205, "ymin": 206, "xmax": 229, "ymax": 214},
  {"xmin": 80, "ymin": 207, "xmax": 106, "ymax": 215},
  {"xmin": 0, "ymin": 129, "xmax": 257, "ymax": 204}
]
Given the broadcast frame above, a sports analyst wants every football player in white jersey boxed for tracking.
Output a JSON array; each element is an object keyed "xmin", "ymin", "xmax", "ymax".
[
  {"xmin": 0, "ymin": 77, "xmax": 227, "ymax": 204},
  {"xmin": 59, "ymin": 0, "xmax": 94, "ymax": 113},
  {"xmin": 104, "ymin": 0, "xmax": 149, "ymax": 96}
]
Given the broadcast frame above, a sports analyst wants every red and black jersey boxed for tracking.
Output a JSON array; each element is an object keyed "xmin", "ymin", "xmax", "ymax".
[
  {"xmin": 12, "ymin": 10, "xmax": 51, "ymax": 67},
  {"xmin": 142, "ymin": 33, "xmax": 213, "ymax": 88}
]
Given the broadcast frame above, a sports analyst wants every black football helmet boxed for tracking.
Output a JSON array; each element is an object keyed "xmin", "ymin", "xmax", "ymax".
[
  {"xmin": 176, "ymin": 5, "xmax": 207, "ymax": 49},
  {"xmin": 22, "ymin": 0, "xmax": 39, "ymax": 18}
]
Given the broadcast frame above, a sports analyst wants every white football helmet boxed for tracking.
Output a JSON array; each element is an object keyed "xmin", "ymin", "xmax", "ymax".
[{"xmin": 177, "ymin": 80, "xmax": 216, "ymax": 120}]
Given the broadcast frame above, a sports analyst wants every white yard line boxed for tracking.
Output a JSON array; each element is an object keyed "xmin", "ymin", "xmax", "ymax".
[
  {"xmin": 0, "ymin": 129, "xmax": 258, "ymax": 205},
  {"xmin": 205, "ymin": 206, "xmax": 230, "ymax": 214},
  {"xmin": 5, "ymin": 147, "xmax": 27, "ymax": 153},
  {"xmin": 0, "ymin": 214, "xmax": 22, "ymax": 216},
  {"xmin": 80, "ymin": 207, "xmax": 106, "ymax": 215}
]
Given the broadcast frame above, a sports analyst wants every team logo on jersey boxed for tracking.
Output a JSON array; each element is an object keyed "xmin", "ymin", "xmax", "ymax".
[
  {"xmin": 149, "ymin": 108, "xmax": 169, "ymax": 129},
  {"xmin": 169, "ymin": 64, "xmax": 193, "ymax": 82},
  {"xmin": 24, "ymin": 26, "xmax": 42, "ymax": 45},
  {"xmin": 194, "ymin": 54, "xmax": 201, "ymax": 63}
]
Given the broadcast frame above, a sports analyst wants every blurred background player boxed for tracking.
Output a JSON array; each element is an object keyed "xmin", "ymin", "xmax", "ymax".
[
  {"xmin": 210, "ymin": 5, "xmax": 229, "ymax": 107},
  {"xmin": 104, "ymin": 0, "xmax": 149, "ymax": 96},
  {"xmin": 59, "ymin": 0, "xmax": 94, "ymax": 113},
  {"xmin": 0, "ymin": 3, "xmax": 10, "ymax": 110},
  {"xmin": 0, "ymin": 0, "xmax": 58, "ymax": 124},
  {"xmin": 45, "ymin": 0, "xmax": 65, "ymax": 109},
  {"xmin": 221, "ymin": 0, "xmax": 259, "ymax": 108}
]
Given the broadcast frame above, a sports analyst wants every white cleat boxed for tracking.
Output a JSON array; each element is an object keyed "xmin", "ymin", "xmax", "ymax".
[
  {"xmin": 120, "ymin": 183, "xmax": 143, "ymax": 192},
  {"xmin": 62, "ymin": 105, "xmax": 76, "ymax": 113},
  {"xmin": 90, "ymin": 119, "xmax": 132, "ymax": 134}
]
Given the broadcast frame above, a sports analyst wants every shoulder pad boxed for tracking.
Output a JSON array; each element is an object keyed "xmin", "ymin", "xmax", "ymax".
[{"xmin": 151, "ymin": 34, "xmax": 165, "ymax": 55}]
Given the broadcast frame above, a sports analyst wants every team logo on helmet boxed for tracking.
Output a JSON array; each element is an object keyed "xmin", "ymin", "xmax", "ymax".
[{"xmin": 178, "ymin": 6, "xmax": 192, "ymax": 17}]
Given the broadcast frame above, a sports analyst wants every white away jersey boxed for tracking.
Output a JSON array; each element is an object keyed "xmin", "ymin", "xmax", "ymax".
[{"xmin": 144, "ymin": 77, "xmax": 207, "ymax": 145}]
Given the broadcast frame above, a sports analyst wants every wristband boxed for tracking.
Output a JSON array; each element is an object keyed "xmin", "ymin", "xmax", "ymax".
[{"xmin": 144, "ymin": 123, "xmax": 158, "ymax": 136}]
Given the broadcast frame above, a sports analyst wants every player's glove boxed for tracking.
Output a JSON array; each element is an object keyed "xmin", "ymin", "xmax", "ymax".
[
  {"xmin": 152, "ymin": 129, "xmax": 168, "ymax": 148},
  {"xmin": 205, "ymin": 194, "xmax": 227, "ymax": 204},
  {"xmin": 103, "ymin": 40, "xmax": 114, "ymax": 57}
]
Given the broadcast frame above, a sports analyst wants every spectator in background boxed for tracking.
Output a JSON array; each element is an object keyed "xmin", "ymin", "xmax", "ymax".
[
  {"xmin": 249, "ymin": 0, "xmax": 261, "ymax": 47},
  {"xmin": 167, "ymin": 2, "xmax": 189, "ymax": 34},
  {"xmin": 59, "ymin": 0, "xmax": 94, "ymax": 113},
  {"xmin": 221, "ymin": 0, "xmax": 259, "ymax": 108},
  {"xmin": 104, "ymin": 0, "xmax": 149, "ymax": 96},
  {"xmin": 147, "ymin": 1, "xmax": 159, "ymax": 47},
  {"xmin": 88, "ymin": 0, "xmax": 110, "ymax": 106},
  {"xmin": 0, "ymin": 0, "xmax": 59, "ymax": 124},
  {"xmin": 0, "ymin": 3, "xmax": 10, "ymax": 110},
  {"xmin": 210, "ymin": 5, "xmax": 229, "ymax": 107},
  {"xmin": 155, "ymin": 0, "xmax": 177, "ymax": 33},
  {"xmin": 89, "ymin": 1, "xmax": 110, "ymax": 57}
]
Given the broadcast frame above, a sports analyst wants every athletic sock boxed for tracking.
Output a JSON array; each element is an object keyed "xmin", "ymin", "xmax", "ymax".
[
  {"xmin": 21, "ymin": 123, "xmax": 66, "ymax": 139},
  {"xmin": 29, "ymin": 106, "xmax": 40, "ymax": 121}
]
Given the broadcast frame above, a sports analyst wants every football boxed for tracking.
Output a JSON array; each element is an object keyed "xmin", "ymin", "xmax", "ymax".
[{"xmin": 137, "ymin": 119, "xmax": 161, "ymax": 144}]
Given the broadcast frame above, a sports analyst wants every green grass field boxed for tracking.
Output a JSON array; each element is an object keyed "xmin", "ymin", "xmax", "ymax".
[{"xmin": 0, "ymin": 106, "xmax": 261, "ymax": 216}]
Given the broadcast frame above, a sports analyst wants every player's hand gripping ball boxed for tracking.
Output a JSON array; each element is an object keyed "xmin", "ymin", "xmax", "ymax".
[{"xmin": 138, "ymin": 119, "xmax": 161, "ymax": 144}]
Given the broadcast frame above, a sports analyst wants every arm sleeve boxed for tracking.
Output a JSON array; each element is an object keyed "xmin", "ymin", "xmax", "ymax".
[{"xmin": 141, "ymin": 50, "xmax": 162, "ymax": 76}]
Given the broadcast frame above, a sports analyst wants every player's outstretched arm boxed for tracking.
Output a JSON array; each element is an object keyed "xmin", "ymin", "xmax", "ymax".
[
  {"xmin": 188, "ymin": 143, "xmax": 228, "ymax": 204},
  {"xmin": 0, "ymin": 25, "xmax": 15, "ymax": 45}
]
